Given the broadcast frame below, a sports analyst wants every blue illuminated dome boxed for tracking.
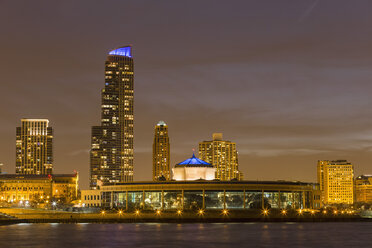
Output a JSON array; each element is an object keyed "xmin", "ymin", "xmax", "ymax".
[
  {"xmin": 108, "ymin": 46, "xmax": 132, "ymax": 57},
  {"xmin": 175, "ymin": 153, "xmax": 213, "ymax": 168}
]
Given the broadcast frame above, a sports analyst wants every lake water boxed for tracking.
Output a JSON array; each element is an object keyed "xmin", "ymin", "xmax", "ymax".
[{"xmin": 0, "ymin": 222, "xmax": 371, "ymax": 247}]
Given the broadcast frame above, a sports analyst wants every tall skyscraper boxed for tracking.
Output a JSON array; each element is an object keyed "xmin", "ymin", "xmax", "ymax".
[
  {"xmin": 199, "ymin": 133, "xmax": 241, "ymax": 181},
  {"xmin": 153, "ymin": 121, "xmax": 170, "ymax": 181},
  {"xmin": 317, "ymin": 160, "xmax": 354, "ymax": 205},
  {"xmin": 16, "ymin": 119, "xmax": 53, "ymax": 175},
  {"xmin": 90, "ymin": 46, "xmax": 134, "ymax": 189}
]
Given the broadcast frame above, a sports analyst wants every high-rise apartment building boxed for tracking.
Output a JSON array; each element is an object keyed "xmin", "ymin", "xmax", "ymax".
[
  {"xmin": 90, "ymin": 46, "xmax": 134, "ymax": 189},
  {"xmin": 16, "ymin": 119, "xmax": 53, "ymax": 175},
  {"xmin": 199, "ymin": 133, "xmax": 240, "ymax": 181},
  {"xmin": 153, "ymin": 121, "xmax": 170, "ymax": 181},
  {"xmin": 317, "ymin": 160, "xmax": 354, "ymax": 205},
  {"xmin": 355, "ymin": 175, "xmax": 372, "ymax": 203}
]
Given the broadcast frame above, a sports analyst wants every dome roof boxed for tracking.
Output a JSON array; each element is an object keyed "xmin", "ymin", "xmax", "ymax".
[{"xmin": 175, "ymin": 153, "xmax": 214, "ymax": 168}]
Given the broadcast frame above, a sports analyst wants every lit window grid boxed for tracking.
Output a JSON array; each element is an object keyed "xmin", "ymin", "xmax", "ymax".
[
  {"xmin": 90, "ymin": 53, "xmax": 134, "ymax": 189},
  {"xmin": 153, "ymin": 124, "xmax": 170, "ymax": 181},
  {"xmin": 199, "ymin": 140, "xmax": 239, "ymax": 181},
  {"xmin": 317, "ymin": 160, "xmax": 354, "ymax": 205},
  {"xmin": 16, "ymin": 119, "xmax": 53, "ymax": 175}
]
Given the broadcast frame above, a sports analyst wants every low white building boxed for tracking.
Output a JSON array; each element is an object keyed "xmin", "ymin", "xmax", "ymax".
[{"xmin": 172, "ymin": 154, "xmax": 216, "ymax": 181}]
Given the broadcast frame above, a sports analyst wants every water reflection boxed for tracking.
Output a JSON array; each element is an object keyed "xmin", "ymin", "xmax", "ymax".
[{"xmin": 0, "ymin": 223, "xmax": 371, "ymax": 248}]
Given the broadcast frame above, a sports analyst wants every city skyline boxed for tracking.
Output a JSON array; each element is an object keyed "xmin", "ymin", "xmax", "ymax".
[
  {"xmin": 1, "ymin": 2, "xmax": 372, "ymax": 247},
  {"xmin": 1, "ymin": 1, "xmax": 372, "ymax": 189}
]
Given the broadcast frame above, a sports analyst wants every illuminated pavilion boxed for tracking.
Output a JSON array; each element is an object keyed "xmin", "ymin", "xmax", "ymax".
[{"xmin": 172, "ymin": 153, "xmax": 216, "ymax": 181}]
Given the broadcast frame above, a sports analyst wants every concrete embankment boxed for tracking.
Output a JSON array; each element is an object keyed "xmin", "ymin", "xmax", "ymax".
[{"xmin": 0, "ymin": 208, "xmax": 369, "ymax": 224}]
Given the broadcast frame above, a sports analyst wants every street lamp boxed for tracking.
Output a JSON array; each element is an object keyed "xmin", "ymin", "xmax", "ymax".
[{"xmin": 262, "ymin": 209, "xmax": 269, "ymax": 216}]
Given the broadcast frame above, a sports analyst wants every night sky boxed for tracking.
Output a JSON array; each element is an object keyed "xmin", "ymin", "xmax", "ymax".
[{"xmin": 1, "ymin": 0, "xmax": 372, "ymax": 189}]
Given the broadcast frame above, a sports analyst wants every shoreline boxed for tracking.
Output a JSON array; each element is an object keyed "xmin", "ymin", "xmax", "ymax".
[
  {"xmin": 1, "ymin": 208, "xmax": 371, "ymax": 224},
  {"xmin": 1, "ymin": 217, "xmax": 371, "ymax": 225}
]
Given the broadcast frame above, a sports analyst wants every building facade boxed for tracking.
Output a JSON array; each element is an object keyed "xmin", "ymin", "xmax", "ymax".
[
  {"xmin": 98, "ymin": 181, "xmax": 316, "ymax": 210},
  {"xmin": 16, "ymin": 119, "xmax": 53, "ymax": 175},
  {"xmin": 355, "ymin": 175, "xmax": 372, "ymax": 203},
  {"xmin": 0, "ymin": 174, "xmax": 78, "ymax": 204},
  {"xmin": 90, "ymin": 46, "xmax": 134, "ymax": 189},
  {"xmin": 317, "ymin": 160, "xmax": 354, "ymax": 205},
  {"xmin": 153, "ymin": 121, "xmax": 170, "ymax": 181},
  {"xmin": 81, "ymin": 190, "xmax": 102, "ymax": 208},
  {"xmin": 199, "ymin": 133, "xmax": 240, "ymax": 181}
]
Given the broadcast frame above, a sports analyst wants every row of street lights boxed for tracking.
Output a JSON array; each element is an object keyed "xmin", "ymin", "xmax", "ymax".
[
  {"xmin": 262, "ymin": 208, "xmax": 355, "ymax": 216},
  {"xmin": 99, "ymin": 208, "xmax": 355, "ymax": 217},
  {"xmin": 100, "ymin": 208, "xmax": 230, "ymax": 216}
]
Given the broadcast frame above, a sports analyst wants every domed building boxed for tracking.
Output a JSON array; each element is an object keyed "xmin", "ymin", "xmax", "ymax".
[{"xmin": 172, "ymin": 153, "xmax": 216, "ymax": 181}]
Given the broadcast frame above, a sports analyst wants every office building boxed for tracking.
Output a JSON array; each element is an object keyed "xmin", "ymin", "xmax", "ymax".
[
  {"xmin": 153, "ymin": 121, "xmax": 170, "ymax": 181},
  {"xmin": 355, "ymin": 175, "xmax": 372, "ymax": 203},
  {"xmin": 16, "ymin": 119, "xmax": 53, "ymax": 175},
  {"xmin": 317, "ymin": 160, "xmax": 354, "ymax": 205},
  {"xmin": 90, "ymin": 46, "xmax": 134, "ymax": 189},
  {"xmin": 199, "ymin": 133, "xmax": 240, "ymax": 181}
]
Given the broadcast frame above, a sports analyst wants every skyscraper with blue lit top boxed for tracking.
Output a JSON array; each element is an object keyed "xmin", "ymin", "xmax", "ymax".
[{"xmin": 90, "ymin": 46, "xmax": 134, "ymax": 189}]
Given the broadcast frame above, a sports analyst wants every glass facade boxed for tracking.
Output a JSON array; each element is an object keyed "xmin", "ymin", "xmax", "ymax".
[
  {"xmin": 293, "ymin": 192, "xmax": 303, "ymax": 209},
  {"xmin": 113, "ymin": 191, "xmax": 126, "ymax": 208},
  {"xmin": 264, "ymin": 192, "xmax": 279, "ymax": 209},
  {"xmin": 163, "ymin": 191, "xmax": 182, "ymax": 209},
  {"xmin": 245, "ymin": 191, "xmax": 264, "ymax": 209},
  {"xmin": 183, "ymin": 191, "xmax": 203, "ymax": 210},
  {"xmin": 102, "ymin": 191, "xmax": 111, "ymax": 209},
  {"xmin": 144, "ymin": 191, "xmax": 162, "ymax": 210},
  {"xmin": 104, "ymin": 189, "xmax": 311, "ymax": 210},
  {"xmin": 225, "ymin": 191, "xmax": 244, "ymax": 209},
  {"xmin": 205, "ymin": 191, "xmax": 224, "ymax": 209},
  {"xmin": 280, "ymin": 192, "xmax": 294, "ymax": 209},
  {"xmin": 128, "ymin": 191, "xmax": 143, "ymax": 210}
]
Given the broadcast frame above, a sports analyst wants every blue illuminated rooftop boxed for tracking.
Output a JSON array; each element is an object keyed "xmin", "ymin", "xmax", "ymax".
[
  {"xmin": 175, "ymin": 153, "xmax": 213, "ymax": 167},
  {"xmin": 108, "ymin": 46, "xmax": 132, "ymax": 57}
]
